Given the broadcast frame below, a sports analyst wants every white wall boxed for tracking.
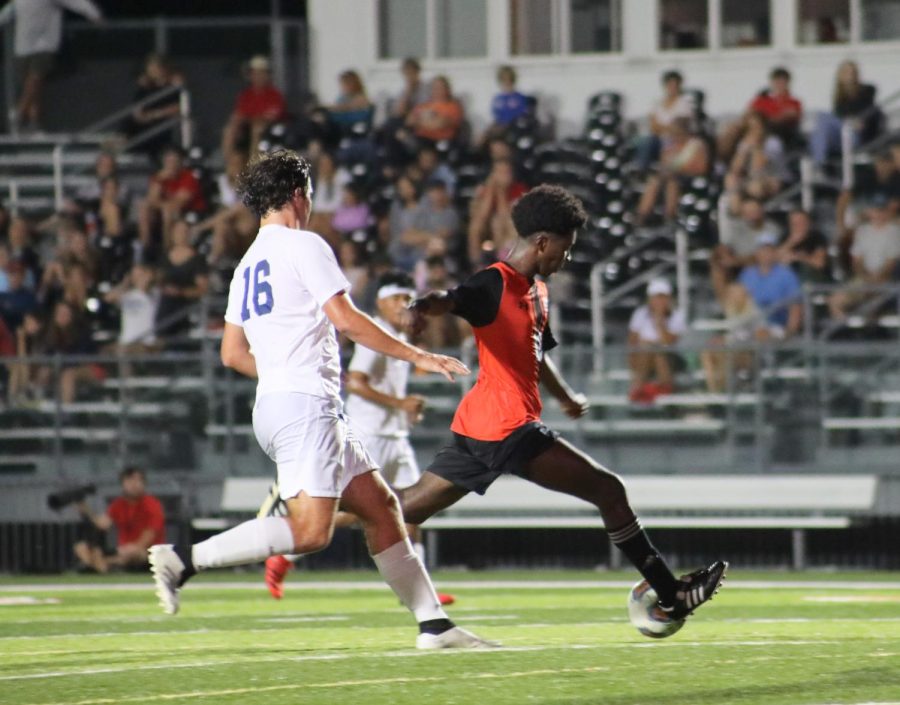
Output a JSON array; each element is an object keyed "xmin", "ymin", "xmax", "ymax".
[{"xmin": 307, "ymin": 0, "xmax": 900, "ymax": 137}]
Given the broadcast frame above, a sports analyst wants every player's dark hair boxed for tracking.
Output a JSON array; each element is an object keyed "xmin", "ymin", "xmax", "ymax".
[
  {"xmin": 119, "ymin": 466, "xmax": 145, "ymax": 482},
  {"xmin": 376, "ymin": 270, "xmax": 415, "ymax": 291},
  {"xmin": 237, "ymin": 150, "xmax": 312, "ymax": 218},
  {"xmin": 511, "ymin": 184, "xmax": 588, "ymax": 239}
]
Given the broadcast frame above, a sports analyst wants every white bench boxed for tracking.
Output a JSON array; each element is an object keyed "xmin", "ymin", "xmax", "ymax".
[{"xmin": 195, "ymin": 474, "xmax": 878, "ymax": 570}]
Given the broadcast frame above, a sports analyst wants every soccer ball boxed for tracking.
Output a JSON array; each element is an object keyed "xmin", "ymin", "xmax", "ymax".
[{"xmin": 627, "ymin": 579, "xmax": 685, "ymax": 639}]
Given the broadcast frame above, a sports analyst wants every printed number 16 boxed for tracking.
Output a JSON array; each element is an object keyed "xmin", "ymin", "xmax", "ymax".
[{"xmin": 240, "ymin": 260, "xmax": 274, "ymax": 321}]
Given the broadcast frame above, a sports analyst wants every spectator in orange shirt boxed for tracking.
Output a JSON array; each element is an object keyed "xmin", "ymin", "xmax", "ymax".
[
  {"xmin": 138, "ymin": 146, "xmax": 207, "ymax": 255},
  {"xmin": 74, "ymin": 467, "xmax": 166, "ymax": 573},
  {"xmin": 405, "ymin": 75, "xmax": 464, "ymax": 144},
  {"xmin": 222, "ymin": 55, "xmax": 286, "ymax": 159}
]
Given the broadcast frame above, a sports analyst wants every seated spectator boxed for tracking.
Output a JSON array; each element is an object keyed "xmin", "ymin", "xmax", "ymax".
[
  {"xmin": 835, "ymin": 150, "xmax": 900, "ymax": 246},
  {"xmin": 723, "ymin": 112, "xmax": 789, "ymax": 210},
  {"xmin": 155, "ymin": 220, "xmax": 209, "ymax": 342},
  {"xmin": 331, "ymin": 184, "xmax": 372, "ymax": 237},
  {"xmin": 33, "ymin": 300, "xmax": 100, "ymax": 404},
  {"xmin": 323, "ymin": 69, "xmax": 373, "ymax": 131},
  {"xmin": 389, "ymin": 57, "xmax": 429, "ymax": 122},
  {"xmin": 387, "ymin": 175, "xmax": 422, "ymax": 269},
  {"xmin": 738, "ymin": 233, "xmax": 803, "ymax": 339},
  {"xmin": 307, "ymin": 151, "xmax": 350, "ymax": 250},
  {"xmin": 221, "ymin": 55, "xmax": 286, "ymax": 159},
  {"xmin": 138, "ymin": 146, "xmax": 207, "ymax": 256},
  {"xmin": 712, "ymin": 197, "xmax": 781, "ymax": 304},
  {"xmin": 338, "ymin": 238, "xmax": 370, "ymax": 302},
  {"xmin": 69, "ymin": 152, "xmax": 130, "ymax": 218},
  {"xmin": 73, "ymin": 467, "xmax": 165, "ymax": 573},
  {"xmin": 481, "ymin": 65, "xmax": 530, "ymax": 143},
  {"xmin": 467, "ymin": 159, "xmax": 527, "ymax": 267},
  {"xmin": 93, "ymin": 176, "xmax": 135, "ymax": 287},
  {"xmin": 811, "ymin": 60, "xmax": 881, "ymax": 168},
  {"xmin": 104, "ymin": 263, "xmax": 160, "ymax": 354},
  {"xmin": 0, "ymin": 313, "xmax": 13, "ymax": 397},
  {"xmin": 635, "ymin": 70, "xmax": 695, "ymax": 173},
  {"xmin": 635, "ymin": 117, "xmax": 709, "ymax": 225},
  {"xmin": 718, "ymin": 67, "xmax": 803, "ymax": 161},
  {"xmin": 778, "ymin": 209, "xmax": 831, "ymax": 283},
  {"xmin": 627, "ymin": 278, "xmax": 686, "ymax": 403},
  {"xmin": 5, "ymin": 216, "xmax": 40, "ymax": 287},
  {"xmin": 393, "ymin": 180, "xmax": 460, "ymax": 273},
  {"xmin": 0, "ymin": 258, "xmax": 37, "ymax": 333},
  {"xmin": 7, "ymin": 310, "xmax": 44, "ymax": 404},
  {"xmin": 124, "ymin": 53, "xmax": 185, "ymax": 157},
  {"xmin": 408, "ymin": 145, "xmax": 456, "ymax": 195},
  {"xmin": 829, "ymin": 195, "xmax": 900, "ymax": 321},
  {"xmin": 405, "ymin": 75, "xmax": 464, "ymax": 146},
  {"xmin": 701, "ymin": 283, "xmax": 767, "ymax": 393}
]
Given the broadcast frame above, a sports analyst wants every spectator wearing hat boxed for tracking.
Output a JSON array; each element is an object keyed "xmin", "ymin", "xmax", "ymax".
[
  {"xmin": 221, "ymin": 55, "xmax": 286, "ymax": 159},
  {"xmin": 627, "ymin": 278, "xmax": 686, "ymax": 403},
  {"xmin": 829, "ymin": 194, "xmax": 900, "ymax": 322},
  {"xmin": 737, "ymin": 233, "xmax": 803, "ymax": 338}
]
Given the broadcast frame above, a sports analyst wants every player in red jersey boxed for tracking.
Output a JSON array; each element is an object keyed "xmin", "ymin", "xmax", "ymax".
[{"xmin": 400, "ymin": 184, "xmax": 727, "ymax": 622}]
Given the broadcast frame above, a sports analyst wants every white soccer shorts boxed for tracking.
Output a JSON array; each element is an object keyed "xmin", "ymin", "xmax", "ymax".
[
  {"xmin": 359, "ymin": 434, "xmax": 421, "ymax": 490},
  {"xmin": 253, "ymin": 392, "xmax": 377, "ymax": 500}
]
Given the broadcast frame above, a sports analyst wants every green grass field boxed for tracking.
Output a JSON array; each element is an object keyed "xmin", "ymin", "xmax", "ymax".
[{"xmin": 2, "ymin": 570, "xmax": 899, "ymax": 705}]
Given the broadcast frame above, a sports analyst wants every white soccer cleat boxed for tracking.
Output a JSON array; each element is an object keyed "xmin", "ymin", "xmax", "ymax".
[
  {"xmin": 149, "ymin": 544, "xmax": 186, "ymax": 615},
  {"xmin": 416, "ymin": 626, "xmax": 499, "ymax": 650}
]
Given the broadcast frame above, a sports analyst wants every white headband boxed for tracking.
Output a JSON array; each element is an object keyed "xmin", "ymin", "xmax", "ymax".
[{"xmin": 377, "ymin": 284, "xmax": 416, "ymax": 300}]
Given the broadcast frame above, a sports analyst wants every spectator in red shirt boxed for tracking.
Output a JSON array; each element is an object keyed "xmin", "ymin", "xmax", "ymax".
[
  {"xmin": 222, "ymin": 55, "xmax": 286, "ymax": 159},
  {"xmin": 138, "ymin": 146, "xmax": 206, "ymax": 255},
  {"xmin": 718, "ymin": 67, "xmax": 803, "ymax": 161},
  {"xmin": 74, "ymin": 467, "xmax": 166, "ymax": 573}
]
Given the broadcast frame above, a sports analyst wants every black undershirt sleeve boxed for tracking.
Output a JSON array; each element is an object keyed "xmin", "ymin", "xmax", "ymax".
[{"xmin": 447, "ymin": 268, "xmax": 504, "ymax": 328}]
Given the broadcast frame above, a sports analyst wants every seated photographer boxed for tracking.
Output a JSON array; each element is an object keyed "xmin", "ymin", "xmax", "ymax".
[{"xmin": 72, "ymin": 467, "xmax": 165, "ymax": 573}]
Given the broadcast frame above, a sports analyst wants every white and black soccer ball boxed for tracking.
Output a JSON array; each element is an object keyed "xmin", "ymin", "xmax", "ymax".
[{"xmin": 627, "ymin": 579, "xmax": 685, "ymax": 639}]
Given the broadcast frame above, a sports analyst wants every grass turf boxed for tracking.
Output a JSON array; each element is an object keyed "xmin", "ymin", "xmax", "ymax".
[{"xmin": 1, "ymin": 570, "xmax": 899, "ymax": 705}]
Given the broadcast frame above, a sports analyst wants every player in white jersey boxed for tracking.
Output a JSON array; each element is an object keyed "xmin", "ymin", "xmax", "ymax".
[
  {"xmin": 262, "ymin": 271, "xmax": 455, "ymax": 605},
  {"xmin": 148, "ymin": 150, "xmax": 492, "ymax": 649}
]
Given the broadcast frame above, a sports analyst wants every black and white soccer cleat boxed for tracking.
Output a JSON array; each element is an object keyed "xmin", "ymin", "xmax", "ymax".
[{"xmin": 663, "ymin": 560, "xmax": 728, "ymax": 620}]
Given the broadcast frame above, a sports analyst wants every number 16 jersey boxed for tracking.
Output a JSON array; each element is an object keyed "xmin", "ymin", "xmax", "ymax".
[{"xmin": 224, "ymin": 224, "xmax": 350, "ymax": 403}]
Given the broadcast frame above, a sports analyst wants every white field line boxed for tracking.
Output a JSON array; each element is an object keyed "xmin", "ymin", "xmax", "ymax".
[
  {"xmin": 21, "ymin": 665, "xmax": 613, "ymax": 705},
  {"xmin": 3, "ymin": 579, "xmax": 900, "ymax": 592},
  {"xmin": 0, "ymin": 640, "xmax": 845, "ymax": 683}
]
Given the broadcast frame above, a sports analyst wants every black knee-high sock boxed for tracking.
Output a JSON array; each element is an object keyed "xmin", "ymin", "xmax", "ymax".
[{"xmin": 608, "ymin": 518, "xmax": 679, "ymax": 607}]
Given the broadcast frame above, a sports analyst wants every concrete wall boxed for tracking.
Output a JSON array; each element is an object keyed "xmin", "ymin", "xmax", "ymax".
[{"xmin": 307, "ymin": 0, "xmax": 900, "ymax": 136}]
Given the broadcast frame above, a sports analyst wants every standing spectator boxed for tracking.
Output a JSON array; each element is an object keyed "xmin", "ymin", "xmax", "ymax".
[
  {"xmin": 718, "ymin": 67, "xmax": 803, "ymax": 160},
  {"xmin": 810, "ymin": 61, "xmax": 881, "ymax": 168},
  {"xmin": 635, "ymin": 70, "xmax": 695, "ymax": 173},
  {"xmin": 635, "ymin": 117, "xmax": 709, "ymax": 225},
  {"xmin": 0, "ymin": 0, "xmax": 102, "ymax": 133},
  {"xmin": 828, "ymin": 195, "xmax": 900, "ymax": 321},
  {"xmin": 738, "ymin": 233, "xmax": 803, "ymax": 339},
  {"xmin": 467, "ymin": 159, "xmax": 527, "ymax": 267},
  {"xmin": 405, "ymin": 76, "xmax": 464, "ymax": 146},
  {"xmin": 138, "ymin": 146, "xmax": 206, "ymax": 256},
  {"xmin": 627, "ymin": 279, "xmax": 686, "ymax": 403},
  {"xmin": 154, "ymin": 220, "xmax": 209, "ymax": 342},
  {"xmin": 221, "ymin": 55, "xmax": 286, "ymax": 159},
  {"xmin": 93, "ymin": 175, "xmax": 134, "ymax": 286},
  {"xmin": 73, "ymin": 467, "xmax": 166, "ymax": 573},
  {"xmin": 777, "ymin": 209, "xmax": 831, "ymax": 284},
  {"xmin": 712, "ymin": 198, "xmax": 781, "ymax": 304},
  {"xmin": 104, "ymin": 263, "xmax": 160, "ymax": 354},
  {"xmin": 124, "ymin": 53, "xmax": 185, "ymax": 157}
]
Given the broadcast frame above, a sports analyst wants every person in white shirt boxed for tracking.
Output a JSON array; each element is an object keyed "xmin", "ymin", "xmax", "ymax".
[
  {"xmin": 104, "ymin": 263, "xmax": 160, "ymax": 353},
  {"xmin": 148, "ymin": 150, "xmax": 491, "ymax": 649},
  {"xmin": 0, "ymin": 0, "xmax": 102, "ymax": 133},
  {"xmin": 634, "ymin": 70, "xmax": 695, "ymax": 173},
  {"xmin": 262, "ymin": 271, "xmax": 456, "ymax": 605},
  {"xmin": 627, "ymin": 278, "xmax": 686, "ymax": 403}
]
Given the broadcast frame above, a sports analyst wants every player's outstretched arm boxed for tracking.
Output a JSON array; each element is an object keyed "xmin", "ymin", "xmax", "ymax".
[
  {"xmin": 346, "ymin": 371, "xmax": 426, "ymax": 421},
  {"xmin": 540, "ymin": 356, "xmax": 588, "ymax": 419},
  {"xmin": 406, "ymin": 291, "xmax": 456, "ymax": 336},
  {"xmin": 220, "ymin": 322, "xmax": 258, "ymax": 379},
  {"xmin": 324, "ymin": 293, "xmax": 469, "ymax": 381}
]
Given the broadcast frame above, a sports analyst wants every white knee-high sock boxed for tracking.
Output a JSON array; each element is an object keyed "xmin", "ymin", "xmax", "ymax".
[
  {"xmin": 373, "ymin": 538, "xmax": 447, "ymax": 623},
  {"xmin": 192, "ymin": 517, "xmax": 294, "ymax": 571},
  {"xmin": 413, "ymin": 542, "xmax": 426, "ymax": 564}
]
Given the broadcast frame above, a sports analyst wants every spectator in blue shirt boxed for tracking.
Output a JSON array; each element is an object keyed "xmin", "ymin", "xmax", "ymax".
[
  {"xmin": 0, "ymin": 260, "xmax": 37, "ymax": 332},
  {"xmin": 738, "ymin": 232, "xmax": 803, "ymax": 338},
  {"xmin": 481, "ymin": 65, "xmax": 531, "ymax": 147}
]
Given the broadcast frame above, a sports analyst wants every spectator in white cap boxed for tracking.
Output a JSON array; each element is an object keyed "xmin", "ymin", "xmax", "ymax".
[
  {"xmin": 737, "ymin": 231, "xmax": 802, "ymax": 338},
  {"xmin": 627, "ymin": 278, "xmax": 686, "ymax": 403},
  {"xmin": 221, "ymin": 55, "xmax": 286, "ymax": 159}
]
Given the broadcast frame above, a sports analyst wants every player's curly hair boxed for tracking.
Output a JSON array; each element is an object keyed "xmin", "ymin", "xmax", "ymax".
[
  {"xmin": 511, "ymin": 184, "xmax": 588, "ymax": 239},
  {"xmin": 236, "ymin": 150, "xmax": 312, "ymax": 217}
]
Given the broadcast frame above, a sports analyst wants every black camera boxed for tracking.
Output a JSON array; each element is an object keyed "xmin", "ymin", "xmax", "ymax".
[{"xmin": 47, "ymin": 484, "xmax": 97, "ymax": 511}]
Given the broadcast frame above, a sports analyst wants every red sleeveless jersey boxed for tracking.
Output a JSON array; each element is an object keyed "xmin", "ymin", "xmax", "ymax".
[{"xmin": 449, "ymin": 262, "xmax": 556, "ymax": 441}]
